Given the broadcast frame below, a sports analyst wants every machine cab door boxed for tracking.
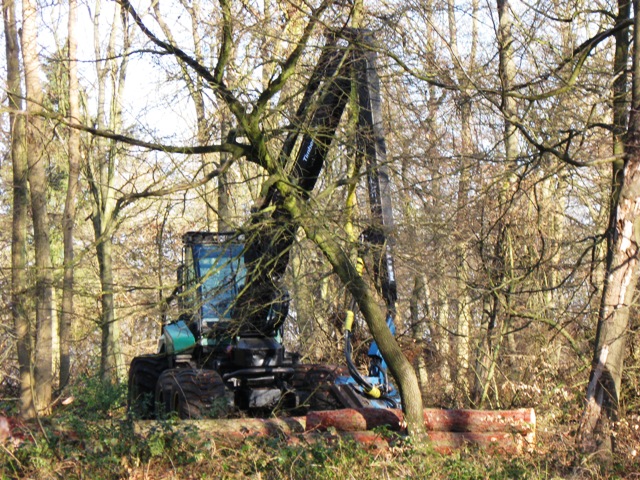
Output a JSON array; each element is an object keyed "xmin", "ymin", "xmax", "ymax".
[{"xmin": 192, "ymin": 241, "xmax": 246, "ymax": 332}]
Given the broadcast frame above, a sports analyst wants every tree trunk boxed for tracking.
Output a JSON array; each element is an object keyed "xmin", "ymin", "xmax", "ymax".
[
  {"xmin": 448, "ymin": 0, "xmax": 477, "ymax": 403},
  {"xmin": 4, "ymin": 0, "xmax": 34, "ymax": 419},
  {"xmin": 96, "ymin": 227, "xmax": 123, "ymax": 383},
  {"xmin": 22, "ymin": 0, "xmax": 54, "ymax": 414},
  {"xmin": 578, "ymin": 0, "xmax": 637, "ymax": 455},
  {"xmin": 435, "ymin": 284, "xmax": 452, "ymax": 394},
  {"xmin": 218, "ymin": 115, "xmax": 232, "ymax": 231},
  {"xmin": 60, "ymin": 0, "xmax": 81, "ymax": 391},
  {"xmin": 292, "ymin": 206, "xmax": 425, "ymax": 435},
  {"xmin": 306, "ymin": 407, "xmax": 535, "ymax": 436},
  {"xmin": 610, "ymin": 0, "xmax": 632, "ymax": 217},
  {"xmin": 410, "ymin": 274, "xmax": 430, "ymax": 398},
  {"xmin": 89, "ymin": 0, "xmax": 129, "ymax": 383},
  {"xmin": 472, "ymin": 0, "xmax": 520, "ymax": 409},
  {"xmin": 454, "ymin": 105, "xmax": 470, "ymax": 397}
]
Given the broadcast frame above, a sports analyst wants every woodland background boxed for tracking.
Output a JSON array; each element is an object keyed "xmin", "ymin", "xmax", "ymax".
[{"xmin": 1, "ymin": 0, "xmax": 640, "ymax": 474}]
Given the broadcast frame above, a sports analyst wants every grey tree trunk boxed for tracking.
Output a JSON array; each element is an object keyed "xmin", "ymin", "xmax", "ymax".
[
  {"xmin": 410, "ymin": 274, "xmax": 430, "ymax": 399},
  {"xmin": 285, "ymin": 197, "xmax": 425, "ymax": 435},
  {"xmin": 22, "ymin": 0, "xmax": 54, "ymax": 414},
  {"xmin": 88, "ymin": 0, "xmax": 128, "ymax": 383},
  {"xmin": 455, "ymin": 102, "xmax": 472, "ymax": 400},
  {"xmin": 473, "ymin": 0, "xmax": 519, "ymax": 408},
  {"xmin": 60, "ymin": 0, "xmax": 81, "ymax": 391},
  {"xmin": 611, "ymin": 0, "xmax": 631, "ymax": 210},
  {"xmin": 578, "ymin": 0, "xmax": 634, "ymax": 455},
  {"xmin": 497, "ymin": 0, "xmax": 518, "ymax": 164},
  {"xmin": 96, "ymin": 233, "xmax": 122, "ymax": 383},
  {"xmin": 218, "ymin": 115, "xmax": 232, "ymax": 231},
  {"xmin": 4, "ymin": 0, "xmax": 34, "ymax": 419},
  {"xmin": 447, "ymin": 0, "xmax": 477, "ymax": 403}
]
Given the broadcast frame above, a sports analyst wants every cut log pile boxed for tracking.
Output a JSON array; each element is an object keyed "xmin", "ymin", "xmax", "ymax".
[
  {"xmin": 134, "ymin": 407, "xmax": 536, "ymax": 454},
  {"xmin": 306, "ymin": 408, "xmax": 536, "ymax": 454}
]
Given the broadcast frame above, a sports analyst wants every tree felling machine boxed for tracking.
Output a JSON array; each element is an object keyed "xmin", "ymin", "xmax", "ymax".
[{"xmin": 127, "ymin": 30, "xmax": 402, "ymax": 420}]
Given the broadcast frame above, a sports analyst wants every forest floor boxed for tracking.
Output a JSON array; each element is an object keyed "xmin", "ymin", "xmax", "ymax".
[{"xmin": 0, "ymin": 379, "xmax": 638, "ymax": 479}]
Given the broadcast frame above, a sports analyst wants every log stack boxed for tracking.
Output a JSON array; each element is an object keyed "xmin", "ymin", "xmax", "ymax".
[
  {"xmin": 134, "ymin": 407, "xmax": 535, "ymax": 454},
  {"xmin": 306, "ymin": 408, "xmax": 536, "ymax": 454}
]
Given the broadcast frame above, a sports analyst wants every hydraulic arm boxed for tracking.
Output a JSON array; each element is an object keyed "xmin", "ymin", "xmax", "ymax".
[{"xmin": 238, "ymin": 29, "xmax": 398, "ymax": 336}]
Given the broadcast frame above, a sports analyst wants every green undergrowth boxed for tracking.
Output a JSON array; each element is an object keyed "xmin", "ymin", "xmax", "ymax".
[
  {"xmin": 0, "ymin": 420, "xmax": 636, "ymax": 479},
  {"xmin": 0, "ymin": 378, "xmax": 638, "ymax": 479},
  {"xmin": 0, "ymin": 425, "xmax": 567, "ymax": 480}
]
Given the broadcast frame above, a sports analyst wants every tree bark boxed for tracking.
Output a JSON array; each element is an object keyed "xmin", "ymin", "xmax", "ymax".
[
  {"xmin": 4, "ymin": 0, "xmax": 34, "ymax": 419},
  {"xmin": 88, "ymin": 0, "xmax": 129, "ymax": 383},
  {"xmin": 60, "ymin": 0, "xmax": 81, "ymax": 391},
  {"xmin": 306, "ymin": 407, "xmax": 535, "ymax": 435},
  {"xmin": 218, "ymin": 115, "xmax": 232, "ymax": 231},
  {"xmin": 133, "ymin": 407, "xmax": 535, "ymax": 453},
  {"xmin": 578, "ymin": 0, "xmax": 638, "ymax": 454},
  {"xmin": 96, "ymin": 232, "xmax": 122, "ymax": 383},
  {"xmin": 610, "ymin": 0, "xmax": 632, "ymax": 213},
  {"xmin": 22, "ymin": 0, "xmax": 54, "ymax": 414},
  {"xmin": 286, "ymin": 198, "xmax": 425, "ymax": 436},
  {"xmin": 410, "ymin": 274, "xmax": 430, "ymax": 398},
  {"xmin": 448, "ymin": 0, "xmax": 477, "ymax": 403}
]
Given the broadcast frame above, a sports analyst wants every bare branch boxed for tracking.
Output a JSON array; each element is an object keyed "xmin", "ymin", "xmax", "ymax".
[
  {"xmin": 113, "ymin": 153, "xmax": 236, "ymax": 217},
  {"xmin": 43, "ymin": 111, "xmax": 253, "ymax": 158},
  {"xmin": 116, "ymin": 0, "xmax": 247, "ymax": 125}
]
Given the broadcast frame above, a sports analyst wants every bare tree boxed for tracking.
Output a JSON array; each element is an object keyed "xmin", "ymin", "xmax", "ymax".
[
  {"xmin": 578, "ymin": 0, "xmax": 636, "ymax": 455},
  {"xmin": 86, "ymin": 0, "xmax": 130, "ymax": 383},
  {"xmin": 59, "ymin": 0, "xmax": 82, "ymax": 391},
  {"xmin": 4, "ymin": 0, "xmax": 33, "ymax": 419},
  {"xmin": 22, "ymin": 0, "xmax": 54, "ymax": 414},
  {"xmin": 472, "ymin": 0, "xmax": 520, "ymax": 408}
]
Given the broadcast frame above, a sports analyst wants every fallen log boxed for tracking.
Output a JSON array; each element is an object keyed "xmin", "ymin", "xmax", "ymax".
[
  {"xmin": 306, "ymin": 408, "xmax": 535, "ymax": 436},
  {"xmin": 134, "ymin": 420, "xmax": 532, "ymax": 454},
  {"xmin": 306, "ymin": 408, "xmax": 403, "ymax": 432},
  {"xmin": 423, "ymin": 408, "xmax": 535, "ymax": 435},
  {"xmin": 134, "ymin": 418, "xmax": 392, "ymax": 450},
  {"xmin": 133, "ymin": 407, "xmax": 536, "ymax": 454},
  {"xmin": 134, "ymin": 416, "xmax": 306, "ymax": 448}
]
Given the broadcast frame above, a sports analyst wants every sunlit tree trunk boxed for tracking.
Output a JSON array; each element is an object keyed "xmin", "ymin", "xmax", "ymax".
[
  {"xmin": 578, "ymin": 0, "xmax": 633, "ymax": 455},
  {"xmin": 218, "ymin": 115, "xmax": 232, "ymax": 231},
  {"xmin": 22, "ymin": 0, "xmax": 54, "ymax": 413},
  {"xmin": 4, "ymin": 0, "xmax": 34, "ymax": 419},
  {"xmin": 88, "ymin": 0, "xmax": 128, "ymax": 383},
  {"xmin": 472, "ymin": 0, "xmax": 519, "ymax": 408},
  {"xmin": 455, "ymin": 103, "xmax": 472, "ymax": 400},
  {"xmin": 291, "ymin": 201, "xmax": 425, "ymax": 435},
  {"xmin": 611, "ymin": 0, "xmax": 632, "ymax": 214},
  {"xmin": 410, "ymin": 274, "xmax": 430, "ymax": 398},
  {"xmin": 448, "ymin": 0, "xmax": 478, "ymax": 403},
  {"xmin": 60, "ymin": 0, "xmax": 81, "ymax": 391}
]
